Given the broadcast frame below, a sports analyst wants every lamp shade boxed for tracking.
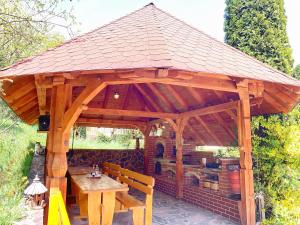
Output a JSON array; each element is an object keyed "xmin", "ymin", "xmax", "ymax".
[{"xmin": 24, "ymin": 175, "xmax": 48, "ymax": 195}]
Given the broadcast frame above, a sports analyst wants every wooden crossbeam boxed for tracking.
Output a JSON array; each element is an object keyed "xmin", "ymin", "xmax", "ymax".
[
  {"xmin": 83, "ymin": 97, "xmax": 262, "ymax": 126},
  {"xmin": 179, "ymin": 98, "xmax": 262, "ymax": 119},
  {"xmin": 76, "ymin": 118, "xmax": 147, "ymax": 130},
  {"xmin": 155, "ymin": 77, "xmax": 238, "ymax": 93},
  {"xmin": 83, "ymin": 108, "xmax": 178, "ymax": 119},
  {"xmin": 179, "ymin": 101, "xmax": 238, "ymax": 118}
]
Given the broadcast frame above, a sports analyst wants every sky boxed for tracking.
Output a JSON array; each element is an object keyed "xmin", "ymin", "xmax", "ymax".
[{"xmin": 68, "ymin": 0, "xmax": 300, "ymax": 66}]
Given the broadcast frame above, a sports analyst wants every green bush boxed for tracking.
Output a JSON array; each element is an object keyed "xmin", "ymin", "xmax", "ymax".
[
  {"xmin": 252, "ymin": 106, "xmax": 300, "ymax": 224},
  {"xmin": 0, "ymin": 104, "xmax": 46, "ymax": 224}
]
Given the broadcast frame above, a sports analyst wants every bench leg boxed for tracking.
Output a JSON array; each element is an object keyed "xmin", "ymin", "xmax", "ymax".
[
  {"xmin": 145, "ymin": 195, "xmax": 153, "ymax": 225},
  {"xmin": 132, "ymin": 207, "xmax": 144, "ymax": 225}
]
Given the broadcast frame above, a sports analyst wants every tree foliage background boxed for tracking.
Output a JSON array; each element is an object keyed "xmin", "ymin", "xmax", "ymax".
[
  {"xmin": 0, "ymin": 0, "xmax": 75, "ymax": 224},
  {"xmin": 225, "ymin": 0, "xmax": 300, "ymax": 224}
]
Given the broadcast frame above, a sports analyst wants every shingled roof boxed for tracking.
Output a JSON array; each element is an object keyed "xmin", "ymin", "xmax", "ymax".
[{"xmin": 1, "ymin": 3, "xmax": 300, "ymax": 87}]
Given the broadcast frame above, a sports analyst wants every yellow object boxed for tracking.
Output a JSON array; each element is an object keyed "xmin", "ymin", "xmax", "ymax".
[{"xmin": 48, "ymin": 188, "xmax": 70, "ymax": 225}]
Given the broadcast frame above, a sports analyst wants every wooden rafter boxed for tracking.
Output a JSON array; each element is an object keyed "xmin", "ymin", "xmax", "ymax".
[
  {"xmin": 132, "ymin": 86, "xmax": 152, "ymax": 112},
  {"xmin": 146, "ymin": 85, "xmax": 196, "ymax": 142},
  {"xmin": 213, "ymin": 90, "xmax": 237, "ymax": 123},
  {"xmin": 212, "ymin": 113, "xmax": 236, "ymax": 140},
  {"xmin": 5, "ymin": 81, "xmax": 36, "ymax": 103},
  {"xmin": 164, "ymin": 85, "xmax": 206, "ymax": 144},
  {"xmin": 263, "ymin": 91, "xmax": 287, "ymax": 113},
  {"xmin": 164, "ymin": 85, "xmax": 189, "ymax": 110},
  {"xmin": 194, "ymin": 116, "xmax": 223, "ymax": 146},
  {"xmin": 11, "ymin": 91, "xmax": 37, "ymax": 110},
  {"xmin": 16, "ymin": 99, "xmax": 38, "ymax": 115},
  {"xmin": 146, "ymin": 83, "xmax": 175, "ymax": 112},
  {"xmin": 133, "ymin": 84, "xmax": 161, "ymax": 111}
]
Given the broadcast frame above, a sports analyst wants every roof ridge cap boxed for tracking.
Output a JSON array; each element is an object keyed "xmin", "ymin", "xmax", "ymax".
[
  {"xmin": 149, "ymin": 4, "xmax": 173, "ymax": 66},
  {"xmin": 153, "ymin": 5, "xmax": 298, "ymax": 82}
]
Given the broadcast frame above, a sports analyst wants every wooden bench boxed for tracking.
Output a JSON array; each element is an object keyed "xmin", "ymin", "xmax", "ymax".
[
  {"xmin": 102, "ymin": 162, "xmax": 121, "ymax": 180},
  {"xmin": 117, "ymin": 168, "xmax": 155, "ymax": 225}
]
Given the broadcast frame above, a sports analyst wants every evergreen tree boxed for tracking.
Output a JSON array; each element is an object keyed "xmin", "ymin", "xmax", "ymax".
[
  {"xmin": 293, "ymin": 64, "xmax": 300, "ymax": 79},
  {"xmin": 224, "ymin": 1, "xmax": 300, "ymax": 224},
  {"xmin": 224, "ymin": 0, "xmax": 293, "ymax": 74}
]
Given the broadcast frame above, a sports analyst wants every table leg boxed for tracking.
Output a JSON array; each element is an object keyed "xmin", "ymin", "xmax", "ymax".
[
  {"xmin": 78, "ymin": 192, "xmax": 88, "ymax": 218},
  {"xmin": 101, "ymin": 192, "xmax": 116, "ymax": 225},
  {"xmin": 88, "ymin": 192, "xmax": 101, "ymax": 225}
]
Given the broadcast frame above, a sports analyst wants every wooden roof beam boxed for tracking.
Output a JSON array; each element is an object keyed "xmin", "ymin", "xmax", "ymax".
[
  {"xmin": 76, "ymin": 117, "xmax": 147, "ymax": 130},
  {"xmin": 83, "ymin": 108, "xmax": 178, "ymax": 119},
  {"xmin": 155, "ymin": 77, "xmax": 238, "ymax": 93}
]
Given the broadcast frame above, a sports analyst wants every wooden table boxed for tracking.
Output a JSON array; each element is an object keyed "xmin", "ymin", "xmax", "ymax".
[
  {"xmin": 68, "ymin": 166, "xmax": 93, "ymax": 175},
  {"xmin": 70, "ymin": 172, "xmax": 128, "ymax": 225}
]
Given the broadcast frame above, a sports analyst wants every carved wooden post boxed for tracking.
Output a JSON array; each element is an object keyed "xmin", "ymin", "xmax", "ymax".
[
  {"xmin": 46, "ymin": 82, "xmax": 69, "ymax": 203},
  {"xmin": 237, "ymin": 81, "xmax": 256, "ymax": 225},
  {"xmin": 175, "ymin": 118, "xmax": 187, "ymax": 198}
]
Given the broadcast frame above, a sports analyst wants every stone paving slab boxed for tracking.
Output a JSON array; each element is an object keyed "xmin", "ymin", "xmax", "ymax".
[{"xmin": 68, "ymin": 190, "xmax": 239, "ymax": 225}]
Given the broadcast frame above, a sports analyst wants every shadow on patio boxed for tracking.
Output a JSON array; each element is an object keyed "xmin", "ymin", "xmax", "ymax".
[{"xmin": 68, "ymin": 190, "xmax": 238, "ymax": 225}]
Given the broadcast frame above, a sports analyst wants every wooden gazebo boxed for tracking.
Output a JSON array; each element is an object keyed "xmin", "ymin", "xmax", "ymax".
[{"xmin": 1, "ymin": 3, "xmax": 300, "ymax": 225}]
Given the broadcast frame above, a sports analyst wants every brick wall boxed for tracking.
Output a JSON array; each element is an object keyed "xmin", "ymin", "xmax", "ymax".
[
  {"xmin": 145, "ymin": 133, "xmax": 241, "ymax": 224},
  {"xmin": 67, "ymin": 149, "xmax": 144, "ymax": 172},
  {"xmin": 155, "ymin": 177, "xmax": 176, "ymax": 197},
  {"xmin": 183, "ymin": 186, "xmax": 240, "ymax": 223}
]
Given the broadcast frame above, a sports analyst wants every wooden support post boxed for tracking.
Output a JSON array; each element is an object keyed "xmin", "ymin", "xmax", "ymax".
[
  {"xmin": 46, "ymin": 83, "xmax": 69, "ymax": 203},
  {"xmin": 175, "ymin": 118, "xmax": 187, "ymax": 199},
  {"xmin": 237, "ymin": 81, "xmax": 256, "ymax": 225}
]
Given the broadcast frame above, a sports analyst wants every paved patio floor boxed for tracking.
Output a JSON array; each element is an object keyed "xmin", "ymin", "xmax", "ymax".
[{"xmin": 68, "ymin": 190, "xmax": 238, "ymax": 225}]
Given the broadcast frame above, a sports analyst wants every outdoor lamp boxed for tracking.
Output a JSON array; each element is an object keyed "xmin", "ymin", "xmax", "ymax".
[
  {"xmin": 24, "ymin": 174, "xmax": 48, "ymax": 209},
  {"xmin": 113, "ymin": 91, "xmax": 120, "ymax": 99}
]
